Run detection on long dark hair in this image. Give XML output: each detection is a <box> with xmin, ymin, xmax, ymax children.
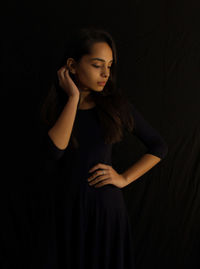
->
<box><xmin>40</xmin><ymin>26</ymin><xmax>134</xmax><ymax>149</ymax></box>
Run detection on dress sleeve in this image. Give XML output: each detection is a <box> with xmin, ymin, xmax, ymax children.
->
<box><xmin>40</xmin><ymin>131</ymin><xmax>66</xmax><ymax>161</ymax></box>
<box><xmin>130</xmin><ymin>103</ymin><xmax>168</xmax><ymax>159</ymax></box>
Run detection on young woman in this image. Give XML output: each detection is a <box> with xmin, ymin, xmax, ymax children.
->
<box><xmin>40</xmin><ymin>26</ymin><xmax>168</xmax><ymax>269</ymax></box>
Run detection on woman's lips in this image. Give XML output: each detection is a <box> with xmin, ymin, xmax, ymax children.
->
<box><xmin>97</xmin><ymin>82</ymin><xmax>106</xmax><ymax>86</ymax></box>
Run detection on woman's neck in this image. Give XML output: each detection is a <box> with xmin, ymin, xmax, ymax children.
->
<box><xmin>78</xmin><ymin>91</ymin><xmax>96</xmax><ymax>109</ymax></box>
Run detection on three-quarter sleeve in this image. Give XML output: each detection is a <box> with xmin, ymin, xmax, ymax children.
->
<box><xmin>40</xmin><ymin>131</ymin><xmax>66</xmax><ymax>161</ymax></box>
<box><xmin>130</xmin><ymin>103</ymin><xmax>168</xmax><ymax>159</ymax></box>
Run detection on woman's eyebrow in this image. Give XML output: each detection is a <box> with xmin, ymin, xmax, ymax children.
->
<box><xmin>91</xmin><ymin>58</ymin><xmax>113</xmax><ymax>63</ymax></box>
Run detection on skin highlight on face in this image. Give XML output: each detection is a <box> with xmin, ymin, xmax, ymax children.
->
<box><xmin>66</xmin><ymin>42</ymin><xmax>113</xmax><ymax>108</ymax></box>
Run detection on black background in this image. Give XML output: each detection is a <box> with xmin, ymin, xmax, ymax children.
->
<box><xmin>1</xmin><ymin>0</ymin><xmax>200</xmax><ymax>268</ymax></box>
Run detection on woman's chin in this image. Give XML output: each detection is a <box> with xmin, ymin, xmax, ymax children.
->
<box><xmin>94</xmin><ymin>85</ymin><xmax>105</xmax><ymax>91</ymax></box>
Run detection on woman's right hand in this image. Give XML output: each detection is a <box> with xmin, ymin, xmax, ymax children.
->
<box><xmin>57</xmin><ymin>65</ymin><xmax>80</xmax><ymax>98</ymax></box>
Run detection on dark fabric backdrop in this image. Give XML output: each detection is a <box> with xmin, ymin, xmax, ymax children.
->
<box><xmin>1</xmin><ymin>0</ymin><xmax>200</xmax><ymax>268</ymax></box>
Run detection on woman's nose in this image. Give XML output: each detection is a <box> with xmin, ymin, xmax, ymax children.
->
<box><xmin>101</xmin><ymin>69</ymin><xmax>109</xmax><ymax>78</ymax></box>
<box><xmin>102</xmin><ymin>73</ymin><xmax>108</xmax><ymax>78</ymax></box>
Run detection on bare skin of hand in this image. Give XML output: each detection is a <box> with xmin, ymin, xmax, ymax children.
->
<box><xmin>87</xmin><ymin>163</ymin><xmax>128</xmax><ymax>189</ymax></box>
<box><xmin>57</xmin><ymin>65</ymin><xmax>80</xmax><ymax>97</ymax></box>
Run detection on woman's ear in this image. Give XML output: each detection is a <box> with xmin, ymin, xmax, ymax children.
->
<box><xmin>66</xmin><ymin>58</ymin><xmax>76</xmax><ymax>74</ymax></box>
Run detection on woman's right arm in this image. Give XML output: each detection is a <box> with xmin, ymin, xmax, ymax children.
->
<box><xmin>41</xmin><ymin>95</ymin><xmax>79</xmax><ymax>161</ymax></box>
<box><xmin>48</xmin><ymin>95</ymin><xmax>79</xmax><ymax>150</ymax></box>
<box><xmin>41</xmin><ymin>64</ymin><xmax>80</xmax><ymax>161</ymax></box>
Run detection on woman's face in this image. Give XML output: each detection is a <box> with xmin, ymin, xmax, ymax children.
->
<box><xmin>72</xmin><ymin>42</ymin><xmax>113</xmax><ymax>92</ymax></box>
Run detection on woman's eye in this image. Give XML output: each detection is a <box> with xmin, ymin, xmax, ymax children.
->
<box><xmin>93</xmin><ymin>65</ymin><xmax>112</xmax><ymax>69</ymax></box>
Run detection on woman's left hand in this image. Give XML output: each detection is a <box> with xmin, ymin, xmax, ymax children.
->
<box><xmin>87</xmin><ymin>163</ymin><xmax>128</xmax><ymax>189</ymax></box>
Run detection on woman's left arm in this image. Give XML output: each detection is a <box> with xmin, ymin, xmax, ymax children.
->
<box><xmin>121</xmin><ymin>153</ymin><xmax>161</xmax><ymax>185</ymax></box>
<box><xmin>121</xmin><ymin>103</ymin><xmax>168</xmax><ymax>185</ymax></box>
<box><xmin>88</xmin><ymin>103</ymin><xmax>168</xmax><ymax>189</ymax></box>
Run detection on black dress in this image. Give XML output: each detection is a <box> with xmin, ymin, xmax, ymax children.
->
<box><xmin>41</xmin><ymin>103</ymin><xmax>168</xmax><ymax>269</ymax></box>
